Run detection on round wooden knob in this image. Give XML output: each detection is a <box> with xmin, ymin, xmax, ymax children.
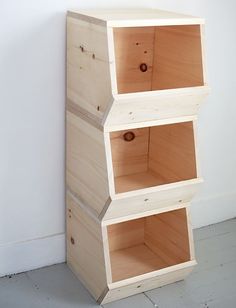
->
<box><xmin>70</xmin><ymin>237</ymin><xmax>75</xmax><ymax>245</ymax></box>
<box><xmin>123</xmin><ymin>131</ymin><xmax>135</xmax><ymax>142</ymax></box>
<box><xmin>140</xmin><ymin>63</ymin><xmax>148</xmax><ymax>72</ymax></box>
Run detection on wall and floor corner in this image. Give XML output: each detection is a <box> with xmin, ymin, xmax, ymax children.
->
<box><xmin>0</xmin><ymin>0</ymin><xmax>236</xmax><ymax>277</ymax></box>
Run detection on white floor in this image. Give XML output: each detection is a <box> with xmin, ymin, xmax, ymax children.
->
<box><xmin>0</xmin><ymin>218</ymin><xmax>236</xmax><ymax>308</ymax></box>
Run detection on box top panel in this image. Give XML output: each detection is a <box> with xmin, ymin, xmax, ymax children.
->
<box><xmin>68</xmin><ymin>9</ymin><xmax>204</xmax><ymax>27</ymax></box>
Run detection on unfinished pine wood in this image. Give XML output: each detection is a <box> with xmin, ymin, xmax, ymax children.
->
<box><xmin>107</xmin><ymin>208</ymin><xmax>191</xmax><ymax>282</ymax></box>
<box><xmin>66</xmin><ymin>9</ymin><xmax>208</xmax><ymax>304</ymax></box>
<box><xmin>113</xmin><ymin>27</ymin><xmax>155</xmax><ymax>93</ymax></box>
<box><xmin>66</xmin><ymin>193</ymin><xmax>108</xmax><ymax>300</ymax></box>
<box><xmin>104</xmin><ymin>87</ymin><xmax>210</xmax><ymax>130</ymax></box>
<box><xmin>113</xmin><ymin>25</ymin><xmax>204</xmax><ymax>94</ymax></box>
<box><xmin>152</xmin><ymin>25</ymin><xmax>204</xmax><ymax>90</ymax></box>
<box><xmin>103</xmin><ymin>179</ymin><xmax>202</xmax><ymax>221</ymax></box>
<box><xmin>109</xmin><ymin>244</ymin><xmax>167</xmax><ymax>282</ymax></box>
<box><xmin>144</xmin><ymin>210</ymin><xmax>190</xmax><ymax>266</ymax></box>
<box><xmin>108</xmin><ymin>218</ymin><xmax>144</xmax><ymax>252</ymax></box>
<box><xmin>114</xmin><ymin>171</ymin><xmax>165</xmax><ymax>193</ymax></box>
<box><xmin>100</xmin><ymin>261</ymin><xmax>196</xmax><ymax>304</ymax></box>
<box><xmin>67</xmin><ymin>10</ymin><xmax>209</xmax><ymax>130</ymax></box>
<box><xmin>110</xmin><ymin>128</ymin><xmax>149</xmax><ymax>177</ymax></box>
<box><xmin>110</xmin><ymin>122</ymin><xmax>197</xmax><ymax>194</ymax></box>
<box><xmin>149</xmin><ymin>121</ymin><xmax>197</xmax><ymax>184</ymax></box>
<box><xmin>66</xmin><ymin>111</ymin><xmax>110</xmax><ymax>216</ymax></box>
<box><xmin>67</xmin><ymin>16</ymin><xmax>112</xmax><ymax>125</ymax></box>
<box><xmin>68</xmin><ymin>9</ymin><xmax>204</xmax><ymax>28</ymax></box>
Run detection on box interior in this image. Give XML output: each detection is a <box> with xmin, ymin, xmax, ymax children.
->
<box><xmin>110</xmin><ymin>121</ymin><xmax>197</xmax><ymax>194</ymax></box>
<box><xmin>107</xmin><ymin>208</ymin><xmax>191</xmax><ymax>282</ymax></box>
<box><xmin>113</xmin><ymin>25</ymin><xmax>204</xmax><ymax>93</ymax></box>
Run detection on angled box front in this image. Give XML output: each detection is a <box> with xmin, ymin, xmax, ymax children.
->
<box><xmin>67</xmin><ymin>9</ymin><xmax>210</xmax><ymax>131</ymax></box>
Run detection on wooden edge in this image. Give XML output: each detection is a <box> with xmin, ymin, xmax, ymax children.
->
<box><xmin>200</xmin><ymin>24</ymin><xmax>208</xmax><ymax>85</ymax></box>
<box><xmin>67</xmin><ymin>188</ymin><xmax>102</xmax><ymax>223</ymax></box>
<box><xmin>67</xmin><ymin>99</ymin><xmax>104</xmax><ymax>131</ymax></box>
<box><xmin>186</xmin><ymin>207</ymin><xmax>195</xmax><ymax>260</ymax></box>
<box><xmin>110</xmin><ymin>177</ymin><xmax>203</xmax><ymax>200</ymax></box>
<box><xmin>107</xmin><ymin>19</ymin><xmax>205</xmax><ymax>28</ymax></box>
<box><xmin>67</xmin><ymin>10</ymin><xmax>107</xmax><ymax>26</ymax></box>
<box><xmin>97</xmin><ymin>286</ymin><xmax>110</xmax><ymax>304</ymax></box>
<box><xmin>102</xmin><ymin>202</ymin><xmax>190</xmax><ymax>226</ymax></box>
<box><xmin>106</xmin><ymin>27</ymin><xmax>118</xmax><ymax>95</ymax></box>
<box><xmin>103</xmin><ymin>132</ymin><xmax>116</xmax><ymax>196</ymax></box>
<box><xmin>112</xmin><ymin>85</ymin><xmax>210</xmax><ymax>101</ymax></box>
<box><xmin>67</xmin><ymin>10</ymin><xmax>204</xmax><ymax>28</ymax></box>
<box><xmin>104</xmin><ymin>115</ymin><xmax>198</xmax><ymax>133</ymax></box>
<box><xmin>101</xmin><ymin>225</ymin><xmax>113</xmax><ymax>284</ymax></box>
<box><xmin>192</xmin><ymin>119</ymin><xmax>202</xmax><ymax>178</ymax></box>
<box><xmin>98</xmin><ymin>197</ymin><xmax>112</xmax><ymax>221</ymax></box>
<box><xmin>101</xmin><ymin>27</ymin><xmax>117</xmax><ymax>128</ymax></box>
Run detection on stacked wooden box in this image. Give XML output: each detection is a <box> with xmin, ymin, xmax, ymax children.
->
<box><xmin>66</xmin><ymin>9</ymin><xmax>209</xmax><ymax>304</ymax></box>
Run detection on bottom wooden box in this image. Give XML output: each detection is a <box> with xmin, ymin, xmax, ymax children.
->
<box><xmin>66</xmin><ymin>192</ymin><xmax>196</xmax><ymax>304</ymax></box>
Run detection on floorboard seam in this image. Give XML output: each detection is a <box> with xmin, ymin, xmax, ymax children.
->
<box><xmin>143</xmin><ymin>292</ymin><xmax>159</xmax><ymax>307</ymax></box>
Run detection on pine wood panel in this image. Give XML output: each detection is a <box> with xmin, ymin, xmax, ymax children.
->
<box><xmin>110</xmin><ymin>128</ymin><xmax>149</xmax><ymax>178</ymax></box>
<box><xmin>66</xmin><ymin>193</ymin><xmax>108</xmax><ymax>300</ymax></box>
<box><xmin>68</xmin><ymin>9</ymin><xmax>204</xmax><ymax>28</ymax></box>
<box><xmin>107</xmin><ymin>208</ymin><xmax>191</xmax><ymax>283</ymax></box>
<box><xmin>66</xmin><ymin>112</ymin><xmax>110</xmax><ymax>216</ymax></box>
<box><xmin>113</xmin><ymin>27</ymin><xmax>155</xmax><ymax>93</ymax></box>
<box><xmin>104</xmin><ymin>87</ymin><xmax>210</xmax><ymax>130</ymax></box>
<box><xmin>152</xmin><ymin>25</ymin><xmax>204</xmax><ymax>90</ymax></box>
<box><xmin>107</xmin><ymin>218</ymin><xmax>144</xmax><ymax>252</ymax></box>
<box><xmin>103</xmin><ymin>180</ymin><xmax>202</xmax><ymax>221</ymax></box>
<box><xmin>109</xmin><ymin>244</ymin><xmax>167</xmax><ymax>282</ymax></box>
<box><xmin>149</xmin><ymin>121</ymin><xmax>197</xmax><ymax>184</ymax></box>
<box><xmin>100</xmin><ymin>262</ymin><xmax>196</xmax><ymax>304</ymax></box>
<box><xmin>67</xmin><ymin>16</ymin><xmax>112</xmax><ymax>124</ymax></box>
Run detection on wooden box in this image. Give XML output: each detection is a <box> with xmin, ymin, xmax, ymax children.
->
<box><xmin>67</xmin><ymin>114</ymin><xmax>202</xmax><ymax>220</ymax></box>
<box><xmin>66</xmin><ymin>8</ymin><xmax>209</xmax><ymax>304</ymax></box>
<box><xmin>67</xmin><ymin>9</ymin><xmax>210</xmax><ymax>130</ymax></box>
<box><xmin>67</xmin><ymin>193</ymin><xmax>196</xmax><ymax>304</ymax></box>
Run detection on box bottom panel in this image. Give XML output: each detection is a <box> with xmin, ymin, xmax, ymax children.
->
<box><xmin>110</xmin><ymin>244</ymin><xmax>168</xmax><ymax>282</ymax></box>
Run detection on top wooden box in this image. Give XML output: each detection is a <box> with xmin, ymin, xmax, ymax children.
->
<box><xmin>67</xmin><ymin>9</ymin><xmax>210</xmax><ymax>131</ymax></box>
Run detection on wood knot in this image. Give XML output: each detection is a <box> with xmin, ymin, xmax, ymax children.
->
<box><xmin>123</xmin><ymin>131</ymin><xmax>135</xmax><ymax>142</ymax></box>
<box><xmin>70</xmin><ymin>237</ymin><xmax>75</xmax><ymax>245</ymax></box>
<box><xmin>140</xmin><ymin>63</ymin><xmax>148</xmax><ymax>72</ymax></box>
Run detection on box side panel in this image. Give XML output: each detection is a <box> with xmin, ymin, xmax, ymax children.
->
<box><xmin>152</xmin><ymin>25</ymin><xmax>204</xmax><ymax>90</ymax></box>
<box><xmin>66</xmin><ymin>111</ymin><xmax>109</xmax><ymax>216</ymax></box>
<box><xmin>67</xmin><ymin>193</ymin><xmax>108</xmax><ymax>300</ymax></box>
<box><xmin>67</xmin><ymin>16</ymin><xmax>112</xmax><ymax>125</ymax></box>
<box><xmin>149</xmin><ymin>122</ymin><xmax>197</xmax><ymax>182</ymax></box>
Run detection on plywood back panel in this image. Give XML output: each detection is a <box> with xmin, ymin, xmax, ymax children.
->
<box><xmin>149</xmin><ymin>122</ymin><xmax>197</xmax><ymax>183</ymax></box>
<box><xmin>107</xmin><ymin>218</ymin><xmax>145</xmax><ymax>252</ymax></box>
<box><xmin>152</xmin><ymin>25</ymin><xmax>204</xmax><ymax>90</ymax></box>
<box><xmin>110</xmin><ymin>128</ymin><xmax>149</xmax><ymax>177</ymax></box>
<box><xmin>113</xmin><ymin>27</ymin><xmax>155</xmax><ymax>93</ymax></box>
<box><xmin>144</xmin><ymin>208</ymin><xmax>190</xmax><ymax>265</ymax></box>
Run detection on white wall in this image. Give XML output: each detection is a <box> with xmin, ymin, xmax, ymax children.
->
<box><xmin>0</xmin><ymin>0</ymin><xmax>236</xmax><ymax>276</ymax></box>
